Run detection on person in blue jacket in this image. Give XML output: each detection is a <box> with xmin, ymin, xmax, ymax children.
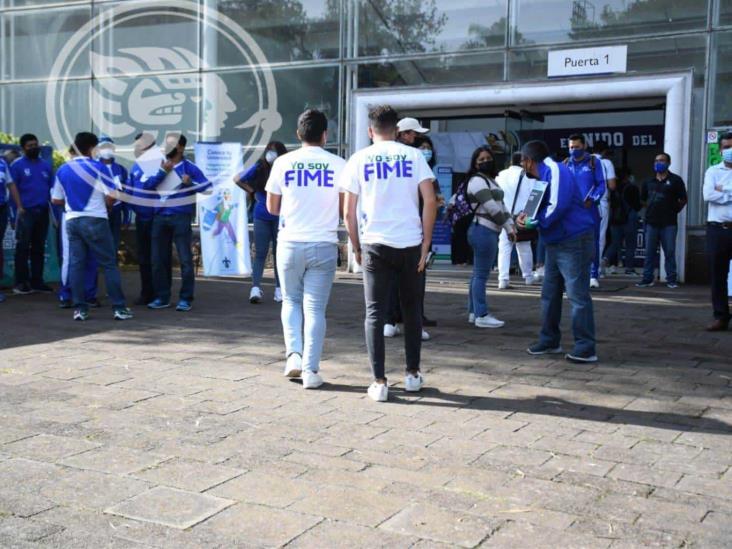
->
<box><xmin>234</xmin><ymin>141</ymin><xmax>287</xmax><ymax>304</ymax></box>
<box><xmin>517</xmin><ymin>140</ymin><xmax>598</xmax><ymax>364</ymax></box>
<box><xmin>143</xmin><ymin>133</ymin><xmax>212</xmax><ymax>312</ymax></box>
<box><xmin>97</xmin><ymin>136</ymin><xmax>130</xmax><ymax>260</ymax></box>
<box><xmin>7</xmin><ymin>133</ymin><xmax>54</xmax><ymax>295</ymax></box>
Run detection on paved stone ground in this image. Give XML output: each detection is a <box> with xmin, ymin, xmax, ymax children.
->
<box><xmin>0</xmin><ymin>268</ymin><xmax>731</xmax><ymax>548</ymax></box>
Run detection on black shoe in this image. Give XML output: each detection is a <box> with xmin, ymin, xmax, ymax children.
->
<box><xmin>87</xmin><ymin>298</ymin><xmax>101</xmax><ymax>308</ymax></box>
<box><xmin>12</xmin><ymin>282</ymin><xmax>33</xmax><ymax>295</ymax></box>
<box><xmin>422</xmin><ymin>317</ymin><xmax>437</xmax><ymax>327</ymax></box>
<box><xmin>30</xmin><ymin>283</ymin><xmax>53</xmax><ymax>293</ymax></box>
<box><xmin>566</xmin><ymin>352</ymin><xmax>598</xmax><ymax>364</ymax></box>
<box><xmin>58</xmin><ymin>299</ymin><xmax>72</xmax><ymax>309</ymax></box>
<box><xmin>635</xmin><ymin>280</ymin><xmax>654</xmax><ymax>288</ymax></box>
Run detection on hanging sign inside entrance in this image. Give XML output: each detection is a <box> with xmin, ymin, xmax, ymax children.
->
<box><xmin>547</xmin><ymin>45</ymin><xmax>627</xmax><ymax>78</ymax></box>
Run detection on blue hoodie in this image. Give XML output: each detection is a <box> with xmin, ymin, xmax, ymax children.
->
<box><xmin>536</xmin><ymin>157</ymin><xmax>596</xmax><ymax>244</ymax></box>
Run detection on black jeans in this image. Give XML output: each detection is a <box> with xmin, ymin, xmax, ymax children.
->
<box><xmin>152</xmin><ymin>213</ymin><xmax>194</xmax><ymax>303</ymax></box>
<box><xmin>707</xmin><ymin>224</ymin><xmax>732</xmax><ymax>321</ymax></box>
<box><xmin>14</xmin><ymin>206</ymin><xmax>49</xmax><ymax>287</ymax></box>
<box><xmin>135</xmin><ymin>216</ymin><xmax>155</xmax><ymax>303</ymax></box>
<box><xmin>363</xmin><ymin>244</ymin><xmax>422</xmax><ymax>380</ymax></box>
<box><xmin>386</xmin><ymin>269</ymin><xmax>428</xmax><ymax>325</ymax></box>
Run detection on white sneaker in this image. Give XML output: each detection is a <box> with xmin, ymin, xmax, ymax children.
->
<box><xmin>536</xmin><ymin>266</ymin><xmax>545</xmax><ymax>279</ymax></box>
<box><xmin>283</xmin><ymin>353</ymin><xmax>302</xmax><ymax>378</ymax></box>
<box><xmin>274</xmin><ymin>287</ymin><xmax>283</xmax><ymax>303</ymax></box>
<box><xmin>367</xmin><ymin>381</ymin><xmax>388</xmax><ymax>402</ymax></box>
<box><xmin>249</xmin><ymin>286</ymin><xmax>263</xmax><ymax>304</ymax></box>
<box><xmin>421</xmin><ymin>329</ymin><xmax>430</xmax><ymax>341</ymax></box>
<box><xmin>468</xmin><ymin>313</ymin><xmax>475</xmax><ymax>324</ymax></box>
<box><xmin>524</xmin><ymin>276</ymin><xmax>534</xmax><ymax>286</ymax></box>
<box><xmin>497</xmin><ymin>280</ymin><xmax>510</xmax><ymax>290</ymax></box>
<box><xmin>532</xmin><ymin>271</ymin><xmax>542</xmax><ymax>284</ymax></box>
<box><xmin>590</xmin><ymin>278</ymin><xmax>600</xmax><ymax>289</ymax></box>
<box><xmin>404</xmin><ymin>372</ymin><xmax>424</xmax><ymax>392</ymax></box>
<box><xmin>384</xmin><ymin>323</ymin><xmax>400</xmax><ymax>338</ymax></box>
<box><xmin>475</xmin><ymin>314</ymin><xmax>505</xmax><ymax>328</ymax></box>
<box><xmin>302</xmin><ymin>370</ymin><xmax>323</xmax><ymax>389</ymax></box>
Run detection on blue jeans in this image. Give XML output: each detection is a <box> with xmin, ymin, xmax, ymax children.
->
<box><xmin>539</xmin><ymin>230</ymin><xmax>596</xmax><ymax>357</ymax></box>
<box><xmin>606</xmin><ymin>210</ymin><xmax>638</xmax><ymax>269</ymax></box>
<box><xmin>59</xmin><ymin>214</ymin><xmax>97</xmax><ymax>302</ymax></box>
<box><xmin>66</xmin><ymin>217</ymin><xmax>126</xmax><ymax>310</ymax></box>
<box><xmin>14</xmin><ymin>206</ymin><xmax>49</xmax><ymax>287</ymax></box>
<box><xmin>0</xmin><ymin>204</ymin><xmax>7</xmax><ymax>280</ymax></box>
<box><xmin>642</xmin><ymin>224</ymin><xmax>677</xmax><ymax>284</ymax></box>
<box><xmin>277</xmin><ymin>241</ymin><xmax>337</xmax><ymax>373</ymax></box>
<box><xmin>152</xmin><ymin>213</ymin><xmax>194</xmax><ymax>303</ymax></box>
<box><xmin>467</xmin><ymin>223</ymin><xmax>499</xmax><ymax>318</ymax></box>
<box><xmin>253</xmin><ymin>217</ymin><xmax>280</xmax><ymax>288</ymax></box>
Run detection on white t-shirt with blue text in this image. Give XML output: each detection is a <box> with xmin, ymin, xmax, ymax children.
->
<box><xmin>339</xmin><ymin>140</ymin><xmax>435</xmax><ymax>249</ymax></box>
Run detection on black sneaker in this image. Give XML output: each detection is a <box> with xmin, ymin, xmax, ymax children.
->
<box><xmin>12</xmin><ymin>282</ymin><xmax>33</xmax><ymax>295</ymax></box>
<box><xmin>666</xmin><ymin>282</ymin><xmax>679</xmax><ymax>289</ymax></box>
<box><xmin>566</xmin><ymin>352</ymin><xmax>598</xmax><ymax>364</ymax></box>
<box><xmin>73</xmin><ymin>308</ymin><xmax>89</xmax><ymax>321</ymax></box>
<box><xmin>527</xmin><ymin>342</ymin><xmax>564</xmax><ymax>355</ymax></box>
<box><xmin>30</xmin><ymin>283</ymin><xmax>53</xmax><ymax>293</ymax></box>
<box><xmin>113</xmin><ymin>307</ymin><xmax>134</xmax><ymax>320</ymax></box>
<box><xmin>635</xmin><ymin>280</ymin><xmax>654</xmax><ymax>288</ymax></box>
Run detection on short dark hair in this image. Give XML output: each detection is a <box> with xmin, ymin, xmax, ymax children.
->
<box><xmin>20</xmin><ymin>133</ymin><xmax>38</xmax><ymax>148</ymax></box>
<box><xmin>511</xmin><ymin>151</ymin><xmax>523</xmax><ymax>166</ymax></box>
<box><xmin>719</xmin><ymin>131</ymin><xmax>732</xmax><ymax>144</ymax></box>
<box><xmin>568</xmin><ymin>134</ymin><xmax>585</xmax><ymax>145</ymax></box>
<box><xmin>368</xmin><ymin>105</ymin><xmax>399</xmax><ymax>134</ymax></box>
<box><xmin>658</xmin><ymin>151</ymin><xmax>671</xmax><ymax>163</ymax></box>
<box><xmin>521</xmin><ymin>140</ymin><xmax>549</xmax><ymax>163</ymax></box>
<box><xmin>178</xmin><ymin>134</ymin><xmax>187</xmax><ymax>148</ymax></box>
<box><xmin>594</xmin><ymin>140</ymin><xmax>610</xmax><ymax>153</ymax></box>
<box><xmin>74</xmin><ymin>132</ymin><xmax>99</xmax><ymax>155</ymax></box>
<box><xmin>297</xmin><ymin>109</ymin><xmax>328</xmax><ymax>143</ymax></box>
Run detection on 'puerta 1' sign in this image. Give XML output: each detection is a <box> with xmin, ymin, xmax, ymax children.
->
<box><xmin>547</xmin><ymin>45</ymin><xmax>628</xmax><ymax>78</ymax></box>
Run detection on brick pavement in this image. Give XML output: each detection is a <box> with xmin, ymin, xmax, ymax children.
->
<box><xmin>0</xmin><ymin>269</ymin><xmax>730</xmax><ymax>548</ymax></box>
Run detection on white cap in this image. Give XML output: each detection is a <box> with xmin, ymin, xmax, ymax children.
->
<box><xmin>397</xmin><ymin>117</ymin><xmax>429</xmax><ymax>134</ymax></box>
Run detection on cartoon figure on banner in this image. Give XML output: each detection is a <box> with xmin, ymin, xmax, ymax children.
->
<box><xmin>202</xmin><ymin>188</ymin><xmax>238</xmax><ymax>244</ymax></box>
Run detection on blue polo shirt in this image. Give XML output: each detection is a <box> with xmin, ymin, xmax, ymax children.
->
<box><xmin>127</xmin><ymin>163</ymin><xmax>162</xmax><ymax>221</ymax></box>
<box><xmin>0</xmin><ymin>158</ymin><xmax>9</xmax><ymax>205</ymax></box>
<box><xmin>566</xmin><ymin>153</ymin><xmax>605</xmax><ymax>222</ymax></box>
<box><xmin>238</xmin><ymin>162</ymin><xmax>278</xmax><ymax>222</ymax></box>
<box><xmin>102</xmin><ymin>160</ymin><xmax>129</xmax><ymax>213</ymax></box>
<box><xmin>151</xmin><ymin>159</ymin><xmax>211</xmax><ymax>216</ymax></box>
<box><xmin>9</xmin><ymin>156</ymin><xmax>53</xmax><ymax>208</ymax></box>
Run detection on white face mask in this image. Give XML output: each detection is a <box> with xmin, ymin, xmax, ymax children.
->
<box><xmin>265</xmin><ymin>151</ymin><xmax>278</xmax><ymax>164</ymax></box>
<box><xmin>98</xmin><ymin>148</ymin><xmax>115</xmax><ymax>160</ymax></box>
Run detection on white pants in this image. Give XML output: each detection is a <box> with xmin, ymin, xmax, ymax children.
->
<box><xmin>498</xmin><ymin>230</ymin><xmax>534</xmax><ymax>282</ymax></box>
<box><xmin>599</xmin><ymin>201</ymin><xmax>609</xmax><ymax>260</ymax></box>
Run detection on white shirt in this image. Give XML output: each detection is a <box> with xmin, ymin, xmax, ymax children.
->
<box><xmin>339</xmin><ymin>140</ymin><xmax>434</xmax><ymax>248</ymax></box>
<box><xmin>594</xmin><ymin>154</ymin><xmax>616</xmax><ymax>205</ymax></box>
<box><xmin>51</xmin><ymin>157</ymin><xmax>110</xmax><ymax>220</ymax></box>
<box><xmin>703</xmin><ymin>161</ymin><xmax>732</xmax><ymax>223</ymax></box>
<box><xmin>265</xmin><ymin>146</ymin><xmax>345</xmax><ymax>243</ymax></box>
<box><xmin>495</xmin><ymin>165</ymin><xmax>533</xmax><ymax>216</ymax></box>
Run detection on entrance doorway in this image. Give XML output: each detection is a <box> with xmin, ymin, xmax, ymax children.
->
<box><xmin>349</xmin><ymin>73</ymin><xmax>692</xmax><ymax>280</ymax></box>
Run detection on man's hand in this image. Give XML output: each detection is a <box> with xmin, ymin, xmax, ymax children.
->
<box><xmin>516</xmin><ymin>212</ymin><xmax>528</xmax><ymax>229</ymax></box>
<box><xmin>716</xmin><ymin>183</ymin><xmax>724</xmax><ymax>192</ymax></box>
<box><xmin>161</xmin><ymin>159</ymin><xmax>174</xmax><ymax>173</ymax></box>
<box><xmin>584</xmin><ymin>198</ymin><xmax>593</xmax><ymax>209</ymax></box>
<box><xmin>507</xmin><ymin>226</ymin><xmax>517</xmax><ymax>242</ymax></box>
<box><xmin>181</xmin><ymin>174</ymin><xmax>192</xmax><ymax>187</ymax></box>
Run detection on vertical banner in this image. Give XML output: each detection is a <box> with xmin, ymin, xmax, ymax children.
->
<box><xmin>194</xmin><ymin>142</ymin><xmax>251</xmax><ymax>277</ymax></box>
<box><xmin>432</xmin><ymin>164</ymin><xmax>453</xmax><ymax>259</ymax></box>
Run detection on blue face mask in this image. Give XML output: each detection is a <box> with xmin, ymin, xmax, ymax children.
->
<box><xmin>570</xmin><ymin>148</ymin><xmax>584</xmax><ymax>160</ymax></box>
<box><xmin>722</xmin><ymin>148</ymin><xmax>732</xmax><ymax>163</ymax></box>
<box><xmin>421</xmin><ymin>149</ymin><xmax>433</xmax><ymax>162</ymax></box>
<box><xmin>654</xmin><ymin>161</ymin><xmax>668</xmax><ymax>173</ymax></box>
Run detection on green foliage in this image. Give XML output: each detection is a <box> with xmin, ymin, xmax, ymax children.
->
<box><xmin>0</xmin><ymin>130</ymin><xmax>67</xmax><ymax>170</ymax></box>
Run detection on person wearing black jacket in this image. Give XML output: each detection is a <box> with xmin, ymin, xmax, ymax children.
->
<box><xmin>606</xmin><ymin>168</ymin><xmax>641</xmax><ymax>275</ymax></box>
<box><xmin>637</xmin><ymin>153</ymin><xmax>687</xmax><ymax>288</ymax></box>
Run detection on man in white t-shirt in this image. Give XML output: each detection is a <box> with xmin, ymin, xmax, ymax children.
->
<box><xmin>496</xmin><ymin>152</ymin><xmax>535</xmax><ymax>288</ymax></box>
<box><xmin>593</xmin><ymin>140</ymin><xmax>617</xmax><ymax>279</ymax></box>
<box><xmin>340</xmin><ymin>105</ymin><xmax>437</xmax><ymax>402</ymax></box>
<box><xmin>266</xmin><ymin>109</ymin><xmax>346</xmax><ymax>389</ymax></box>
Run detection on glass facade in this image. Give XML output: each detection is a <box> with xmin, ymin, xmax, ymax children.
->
<box><xmin>0</xmin><ymin>0</ymin><xmax>730</xmax><ymax>226</ymax></box>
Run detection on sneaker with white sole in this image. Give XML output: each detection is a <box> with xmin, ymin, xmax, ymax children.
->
<box><xmin>274</xmin><ymin>287</ymin><xmax>283</xmax><ymax>303</ymax></box>
<box><xmin>474</xmin><ymin>314</ymin><xmax>505</xmax><ymax>328</ymax></box>
<box><xmin>421</xmin><ymin>330</ymin><xmax>430</xmax><ymax>341</ymax></box>
<box><xmin>367</xmin><ymin>381</ymin><xmax>388</xmax><ymax>402</ymax></box>
<box><xmin>249</xmin><ymin>286</ymin><xmax>263</xmax><ymax>304</ymax></box>
<box><xmin>113</xmin><ymin>307</ymin><xmax>134</xmax><ymax>320</ymax></box>
<box><xmin>497</xmin><ymin>280</ymin><xmax>511</xmax><ymax>290</ymax></box>
<box><xmin>384</xmin><ymin>323</ymin><xmax>400</xmax><ymax>337</ymax></box>
<box><xmin>566</xmin><ymin>352</ymin><xmax>598</xmax><ymax>364</ymax></box>
<box><xmin>527</xmin><ymin>342</ymin><xmax>564</xmax><ymax>355</ymax></box>
<box><xmin>524</xmin><ymin>277</ymin><xmax>534</xmax><ymax>286</ymax></box>
<box><xmin>283</xmin><ymin>353</ymin><xmax>302</xmax><ymax>377</ymax></box>
<box><xmin>73</xmin><ymin>308</ymin><xmax>89</xmax><ymax>321</ymax></box>
<box><xmin>302</xmin><ymin>370</ymin><xmax>323</xmax><ymax>389</ymax></box>
<box><xmin>404</xmin><ymin>372</ymin><xmax>423</xmax><ymax>392</ymax></box>
<box><xmin>590</xmin><ymin>278</ymin><xmax>600</xmax><ymax>289</ymax></box>
<box><xmin>468</xmin><ymin>313</ymin><xmax>475</xmax><ymax>324</ymax></box>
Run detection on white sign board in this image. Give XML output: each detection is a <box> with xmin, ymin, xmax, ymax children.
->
<box><xmin>548</xmin><ymin>45</ymin><xmax>627</xmax><ymax>78</ymax></box>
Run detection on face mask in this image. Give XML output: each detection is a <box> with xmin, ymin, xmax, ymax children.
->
<box><xmin>26</xmin><ymin>147</ymin><xmax>40</xmax><ymax>160</ymax></box>
<box><xmin>722</xmin><ymin>148</ymin><xmax>732</xmax><ymax>163</ymax></box>
<box><xmin>477</xmin><ymin>160</ymin><xmax>495</xmax><ymax>176</ymax></box>
<box><xmin>265</xmin><ymin>151</ymin><xmax>278</xmax><ymax>164</ymax></box>
<box><xmin>654</xmin><ymin>161</ymin><xmax>668</xmax><ymax>173</ymax></box>
<box><xmin>570</xmin><ymin>148</ymin><xmax>584</xmax><ymax>160</ymax></box>
<box><xmin>421</xmin><ymin>149</ymin><xmax>433</xmax><ymax>162</ymax></box>
<box><xmin>98</xmin><ymin>149</ymin><xmax>114</xmax><ymax>160</ymax></box>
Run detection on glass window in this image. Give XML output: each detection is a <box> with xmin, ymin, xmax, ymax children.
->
<box><xmin>710</xmin><ymin>31</ymin><xmax>732</xmax><ymax>126</ymax></box>
<box><xmin>211</xmin><ymin>65</ymin><xmax>340</xmax><ymax>147</ymax></box>
<box><xmin>718</xmin><ymin>0</ymin><xmax>732</xmax><ymax>27</ymax></box>
<box><xmin>0</xmin><ymin>80</ymin><xmax>90</xmax><ymax>146</ymax></box>
<box><xmin>356</xmin><ymin>0</ymin><xmax>508</xmax><ymax>57</ymax></box>
<box><xmin>511</xmin><ymin>0</ymin><xmax>709</xmax><ymax>45</ymax></box>
<box><xmin>205</xmin><ymin>0</ymin><xmax>341</xmax><ymax>66</ymax></box>
<box><xmin>0</xmin><ymin>5</ymin><xmax>91</xmax><ymax>80</ymax></box>
<box><xmin>357</xmin><ymin>51</ymin><xmax>505</xmax><ymax>88</ymax></box>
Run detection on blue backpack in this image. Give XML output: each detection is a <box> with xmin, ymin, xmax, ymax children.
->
<box><xmin>447</xmin><ymin>176</ymin><xmax>481</xmax><ymax>228</ymax></box>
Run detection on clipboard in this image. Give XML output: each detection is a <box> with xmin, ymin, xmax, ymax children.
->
<box><xmin>522</xmin><ymin>180</ymin><xmax>548</xmax><ymax>219</ymax></box>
